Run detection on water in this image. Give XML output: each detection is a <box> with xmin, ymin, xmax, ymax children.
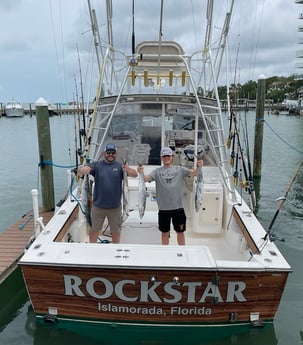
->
<box><xmin>0</xmin><ymin>115</ymin><xmax>76</xmax><ymax>233</ymax></box>
<box><xmin>0</xmin><ymin>113</ymin><xmax>303</xmax><ymax>344</ymax></box>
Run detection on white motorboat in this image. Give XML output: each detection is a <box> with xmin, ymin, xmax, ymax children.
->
<box><xmin>19</xmin><ymin>0</ymin><xmax>291</xmax><ymax>339</ymax></box>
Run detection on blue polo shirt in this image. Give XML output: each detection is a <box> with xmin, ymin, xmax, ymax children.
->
<box><xmin>90</xmin><ymin>160</ymin><xmax>123</xmax><ymax>208</ymax></box>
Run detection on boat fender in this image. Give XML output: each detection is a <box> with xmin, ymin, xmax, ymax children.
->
<box><xmin>97</xmin><ymin>237</ymin><xmax>111</xmax><ymax>244</ymax></box>
<box><xmin>24</xmin><ymin>235</ymin><xmax>36</xmax><ymax>251</ymax></box>
<box><xmin>43</xmin><ymin>314</ymin><xmax>58</xmax><ymax>324</ymax></box>
<box><xmin>251</xmin><ymin>319</ymin><xmax>264</xmax><ymax>328</ymax></box>
<box><xmin>229</xmin><ymin>312</ymin><xmax>237</xmax><ymax>322</ymax></box>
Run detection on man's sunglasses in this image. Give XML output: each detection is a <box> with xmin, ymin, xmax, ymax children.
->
<box><xmin>106</xmin><ymin>150</ymin><xmax>116</xmax><ymax>154</ymax></box>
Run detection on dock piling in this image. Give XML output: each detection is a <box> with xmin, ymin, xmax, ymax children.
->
<box><xmin>253</xmin><ymin>74</ymin><xmax>266</xmax><ymax>178</ymax></box>
<box><xmin>35</xmin><ymin>98</ymin><xmax>55</xmax><ymax>211</ymax></box>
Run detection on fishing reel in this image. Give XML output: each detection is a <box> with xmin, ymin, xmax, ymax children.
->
<box><xmin>72</xmin><ymin>167</ymin><xmax>78</xmax><ymax>175</ymax></box>
<box><xmin>233</xmin><ymin>170</ymin><xmax>239</xmax><ymax>186</ymax></box>
<box><xmin>239</xmin><ymin>179</ymin><xmax>248</xmax><ymax>189</ymax></box>
<box><xmin>184</xmin><ymin>144</ymin><xmax>203</xmax><ymax>162</ymax></box>
<box><xmin>226</xmin><ymin>132</ymin><xmax>234</xmax><ymax>149</ymax></box>
<box><xmin>128</xmin><ymin>55</ymin><xmax>140</xmax><ymax>66</ymax></box>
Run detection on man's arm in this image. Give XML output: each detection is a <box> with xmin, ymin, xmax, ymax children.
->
<box><xmin>77</xmin><ymin>165</ymin><xmax>91</xmax><ymax>176</ymax></box>
<box><xmin>137</xmin><ymin>165</ymin><xmax>152</xmax><ymax>182</ymax></box>
<box><xmin>123</xmin><ymin>164</ymin><xmax>138</xmax><ymax>177</ymax></box>
<box><xmin>188</xmin><ymin>159</ymin><xmax>203</xmax><ymax>177</ymax></box>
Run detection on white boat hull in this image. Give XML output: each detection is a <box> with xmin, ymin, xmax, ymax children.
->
<box><xmin>20</xmin><ymin>170</ymin><xmax>290</xmax><ymax>327</ymax></box>
<box><xmin>5</xmin><ymin>101</ymin><xmax>24</xmax><ymax>117</ymax></box>
<box><xmin>19</xmin><ymin>1</ymin><xmax>291</xmax><ymax>333</ymax></box>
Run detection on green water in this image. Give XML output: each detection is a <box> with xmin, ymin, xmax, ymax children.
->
<box><xmin>0</xmin><ymin>113</ymin><xmax>303</xmax><ymax>344</ymax></box>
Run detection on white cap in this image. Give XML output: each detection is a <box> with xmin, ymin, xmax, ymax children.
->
<box><xmin>160</xmin><ymin>147</ymin><xmax>173</xmax><ymax>156</ymax></box>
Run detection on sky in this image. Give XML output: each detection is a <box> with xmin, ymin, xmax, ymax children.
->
<box><xmin>0</xmin><ymin>0</ymin><xmax>300</xmax><ymax>105</ymax></box>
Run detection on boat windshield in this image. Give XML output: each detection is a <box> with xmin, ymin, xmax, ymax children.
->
<box><xmin>88</xmin><ymin>99</ymin><xmax>211</xmax><ymax>167</ymax></box>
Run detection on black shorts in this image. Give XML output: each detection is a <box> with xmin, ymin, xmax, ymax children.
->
<box><xmin>158</xmin><ymin>208</ymin><xmax>186</xmax><ymax>233</ymax></box>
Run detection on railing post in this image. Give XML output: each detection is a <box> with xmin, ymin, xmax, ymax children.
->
<box><xmin>31</xmin><ymin>189</ymin><xmax>41</xmax><ymax>237</ymax></box>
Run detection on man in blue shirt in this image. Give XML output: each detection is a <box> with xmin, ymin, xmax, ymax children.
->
<box><xmin>78</xmin><ymin>143</ymin><xmax>137</xmax><ymax>243</ymax></box>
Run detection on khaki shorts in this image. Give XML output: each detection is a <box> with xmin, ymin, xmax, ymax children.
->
<box><xmin>91</xmin><ymin>205</ymin><xmax>122</xmax><ymax>234</ymax></box>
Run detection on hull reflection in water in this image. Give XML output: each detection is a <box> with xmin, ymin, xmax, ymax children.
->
<box><xmin>25</xmin><ymin>303</ymin><xmax>278</xmax><ymax>345</ymax></box>
<box><xmin>0</xmin><ymin>268</ymin><xmax>28</xmax><ymax>331</ymax></box>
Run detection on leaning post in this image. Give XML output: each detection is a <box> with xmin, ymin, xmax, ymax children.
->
<box><xmin>253</xmin><ymin>74</ymin><xmax>266</xmax><ymax>178</ymax></box>
<box><xmin>35</xmin><ymin>97</ymin><xmax>55</xmax><ymax>211</ymax></box>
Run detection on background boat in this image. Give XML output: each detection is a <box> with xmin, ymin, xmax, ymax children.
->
<box><xmin>5</xmin><ymin>100</ymin><xmax>24</xmax><ymax>117</ymax></box>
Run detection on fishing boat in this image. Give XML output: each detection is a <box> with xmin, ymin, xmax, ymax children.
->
<box><xmin>5</xmin><ymin>100</ymin><xmax>24</xmax><ymax>117</ymax></box>
<box><xmin>19</xmin><ymin>0</ymin><xmax>291</xmax><ymax>337</ymax></box>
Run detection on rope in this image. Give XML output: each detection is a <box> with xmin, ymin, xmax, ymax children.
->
<box><xmin>36</xmin><ymin>161</ymin><xmax>89</xmax><ymax>216</ymax></box>
<box><xmin>35</xmin><ymin>160</ymin><xmax>77</xmax><ymax>199</ymax></box>
<box><xmin>38</xmin><ymin>160</ymin><xmax>76</xmax><ymax>169</ymax></box>
<box><xmin>256</xmin><ymin>118</ymin><xmax>303</xmax><ymax>156</ymax></box>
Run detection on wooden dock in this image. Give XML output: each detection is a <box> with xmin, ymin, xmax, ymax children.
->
<box><xmin>0</xmin><ymin>210</ymin><xmax>53</xmax><ymax>284</ymax></box>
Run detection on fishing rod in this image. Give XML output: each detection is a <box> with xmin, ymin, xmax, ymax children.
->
<box><xmin>228</xmin><ymin>45</ymin><xmax>239</xmax><ymax>167</ymax></box>
<box><xmin>231</xmin><ymin>111</ymin><xmax>255</xmax><ymax>209</ymax></box>
<box><xmin>73</xmin><ymin>74</ymin><xmax>83</xmax><ymax>161</ymax></box>
<box><xmin>227</xmin><ymin>34</ymin><xmax>240</xmax><ymax>151</ymax></box>
<box><xmin>77</xmin><ymin>44</ymin><xmax>87</xmax><ymax>145</ymax></box>
<box><xmin>229</xmin><ymin>120</ymin><xmax>236</xmax><ymax>168</ymax></box>
<box><xmin>264</xmin><ymin>159</ymin><xmax>303</xmax><ymax>240</ymax></box>
<box><xmin>233</xmin><ymin>149</ymin><xmax>239</xmax><ymax>186</ymax></box>
<box><xmin>87</xmin><ymin>0</ymin><xmax>101</xmax><ymax>72</ymax></box>
<box><xmin>72</xmin><ymin>95</ymin><xmax>79</xmax><ymax>171</ymax></box>
<box><xmin>156</xmin><ymin>0</ymin><xmax>164</xmax><ymax>85</ymax></box>
<box><xmin>132</xmin><ymin>0</ymin><xmax>135</xmax><ymax>56</ymax></box>
<box><xmin>243</xmin><ymin>110</ymin><xmax>256</xmax><ymax>209</ymax></box>
<box><xmin>226</xmin><ymin>113</ymin><xmax>233</xmax><ymax>150</ymax></box>
<box><xmin>227</xmin><ymin>111</ymin><xmax>241</xmax><ymax>187</ymax></box>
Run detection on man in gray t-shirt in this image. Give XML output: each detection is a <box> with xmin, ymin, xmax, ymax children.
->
<box><xmin>137</xmin><ymin>147</ymin><xmax>203</xmax><ymax>245</ymax></box>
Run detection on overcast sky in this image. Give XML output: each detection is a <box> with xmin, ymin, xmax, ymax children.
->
<box><xmin>0</xmin><ymin>0</ymin><xmax>300</xmax><ymax>104</ymax></box>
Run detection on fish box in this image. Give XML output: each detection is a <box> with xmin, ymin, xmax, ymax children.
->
<box><xmin>194</xmin><ymin>183</ymin><xmax>223</xmax><ymax>234</ymax></box>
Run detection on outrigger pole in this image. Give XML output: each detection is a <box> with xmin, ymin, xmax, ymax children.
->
<box><xmin>264</xmin><ymin>159</ymin><xmax>303</xmax><ymax>240</ymax></box>
<box><xmin>132</xmin><ymin>0</ymin><xmax>135</xmax><ymax>55</ymax></box>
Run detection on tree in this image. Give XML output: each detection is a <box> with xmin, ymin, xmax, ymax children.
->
<box><xmin>217</xmin><ymin>75</ymin><xmax>303</xmax><ymax>103</ymax></box>
<box><xmin>240</xmin><ymin>80</ymin><xmax>257</xmax><ymax>100</ymax></box>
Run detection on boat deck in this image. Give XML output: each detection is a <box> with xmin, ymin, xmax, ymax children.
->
<box><xmin>98</xmin><ymin>215</ymin><xmax>247</xmax><ymax>262</ymax></box>
<box><xmin>18</xmin><ymin>177</ymin><xmax>291</xmax><ymax>273</ymax></box>
<box><xmin>49</xmin><ymin>206</ymin><xmax>248</xmax><ymax>266</ymax></box>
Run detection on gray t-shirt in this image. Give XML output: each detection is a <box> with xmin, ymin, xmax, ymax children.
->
<box><xmin>149</xmin><ymin>165</ymin><xmax>191</xmax><ymax>210</ymax></box>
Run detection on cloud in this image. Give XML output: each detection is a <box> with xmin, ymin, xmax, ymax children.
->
<box><xmin>0</xmin><ymin>0</ymin><xmax>300</xmax><ymax>104</ymax></box>
<box><xmin>233</xmin><ymin>0</ymin><xmax>298</xmax><ymax>81</ymax></box>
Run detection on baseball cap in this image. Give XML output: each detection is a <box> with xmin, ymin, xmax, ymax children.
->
<box><xmin>104</xmin><ymin>143</ymin><xmax>116</xmax><ymax>152</ymax></box>
<box><xmin>160</xmin><ymin>147</ymin><xmax>173</xmax><ymax>156</ymax></box>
